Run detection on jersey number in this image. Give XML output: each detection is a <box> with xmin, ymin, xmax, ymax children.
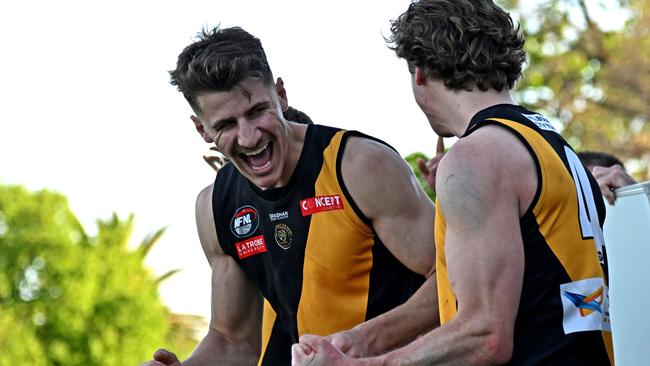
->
<box><xmin>565</xmin><ymin>147</ymin><xmax>607</xmax><ymax>272</ymax></box>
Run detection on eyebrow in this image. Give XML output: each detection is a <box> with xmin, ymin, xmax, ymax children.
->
<box><xmin>212</xmin><ymin>117</ymin><xmax>236</xmax><ymax>129</ymax></box>
<box><xmin>244</xmin><ymin>101</ymin><xmax>270</xmax><ymax>117</ymax></box>
<box><xmin>211</xmin><ymin>101</ymin><xmax>271</xmax><ymax>129</ymax></box>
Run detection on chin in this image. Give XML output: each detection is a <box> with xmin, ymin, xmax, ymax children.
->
<box><xmin>430</xmin><ymin>124</ymin><xmax>455</xmax><ymax>138</ymax></box>
<box><xmin>249</xmin><ymin>173</ymin><xmax>282</xmax><ymax>190</ymax></box>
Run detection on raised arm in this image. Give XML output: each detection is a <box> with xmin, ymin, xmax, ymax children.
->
<box><xmin>142</xmin><ymin>185</ymin><xmax>263</xmax><ymax>366</ymax></box>
<box><xmin>323</xmin><ymin>136</ymin><xmax>439</xmax><ymax>357</ymax></box>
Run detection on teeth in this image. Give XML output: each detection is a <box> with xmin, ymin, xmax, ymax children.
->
<box><xmin>244</xmin><ymin>142</ymin><xmax>268</xmax><ymax>156</ymax></box>
<box><xmin>252</xmin><ymin>160</ymin><xmax>272</xmax><ymax>171</ymax></box>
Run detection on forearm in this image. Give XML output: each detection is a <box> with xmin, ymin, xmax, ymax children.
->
<box><xmin>367</xmin><ymin>316</ymin><xmax>508</xmax><ymax>366</ymax></box>
<box><xmin>182</xmin><ymin>328</ymin><xmax>260</xmax><ymax>366</ymax></box>
<box><xmin>356</xmin><ymin>276</ymin><xmax>440</xmax><ymax>355</ymax></box>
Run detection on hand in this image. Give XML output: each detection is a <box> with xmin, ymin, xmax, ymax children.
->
<box><xmin>140</xmin><ymin>349</ymin><xmax>182</xmax><ymax>366</ymax></box>
<box><xmin>417</xmin><ymin>136</ymin><xmax>446</xmax><ymax>193</ymax></box>
<box><xmin>327</xmin><ymin>327</ymin><xmax>368</xmax><ymax>357</ymax></box>
<box><xmin>292</xmin><ymin>335</ymin><xmax>356</xmax><ymax>366</ymax></box>
<box><xmin>591</xmin><ymin>164</ymin><xmax>636</xmax><ymax>204</ymax></box>
<box><xmin>203</xmin><ymin>146</ymin><xmax>229</xmax><ymax>173</ymax></box>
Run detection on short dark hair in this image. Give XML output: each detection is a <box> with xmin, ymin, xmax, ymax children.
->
<box><xmin>577</xmin><ymin>151</ymin><xmax>625</xmax><ymax>169</ymax></box>
<box><xmin>388</xmin><ymin>0</ymin><xmax>527</xmax><ymax>92</ymax></box>
<box><xmin>169</xmin><ymin>26</ymin><xmax>274</xmax><ymax>112</ymax></box>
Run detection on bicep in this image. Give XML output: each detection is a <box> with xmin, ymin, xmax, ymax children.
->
<box><xmin>341</xmin><ymin>138</ymin><xmax>436</xmax><ymax>276</ymax></box>
<box><xmin>437</xmin><ymin>139</ymin><xmax>525</xmax><ymax>331</ymax></box>
<box><xmin>209</xmin><ymin>254</ymin><xmax>263</xmax><ymax>343</ymax></box>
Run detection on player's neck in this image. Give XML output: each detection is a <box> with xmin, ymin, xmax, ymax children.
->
<box><xmin>280</xmin><ymin>122</ymin><xmax>309</xmax><ymax>185</ymax></box>
<box><xmin>445</xmin><ymin>89</ymin><xmax>515</xmax><ymax>136</ymax></box>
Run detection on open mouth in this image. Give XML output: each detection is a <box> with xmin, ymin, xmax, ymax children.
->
<box><xmin>240</xmin><ymin>141</ymin><xmax>273</xmax><ymax>171</ymax></box>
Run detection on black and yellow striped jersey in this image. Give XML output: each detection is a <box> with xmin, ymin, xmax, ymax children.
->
<box><xmin>435</xmin><ymin>104</ymin><xmax>613</xmax><ymax>365</ymax></box>
<box><xmin>212</xmin><ymin>124</ymin><xmax>425</xmax><ymax>365</ymax></box>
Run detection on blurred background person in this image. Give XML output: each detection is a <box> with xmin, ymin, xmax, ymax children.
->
<box><xmin>578</xmin><ymin>150</ymin><xmax>637</xmax><ymax>204</ymax></box>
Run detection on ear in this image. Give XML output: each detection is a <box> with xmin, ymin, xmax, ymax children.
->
<box><xmin>275</xmin><ymin>77</ymin><xmax>289</xmax><ymax>112</ymax></box>
<box><xmin>414</xmin><ymin>67</ymin><xmax>427</xmax><ymax>86</ymax></box>
<box><xmin>190</xmin><ymin>115</ymin><xmax>213</xmax><ymax>143</ymax></box>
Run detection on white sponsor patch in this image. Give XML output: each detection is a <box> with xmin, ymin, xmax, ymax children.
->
<box><xmin>560</xmin><ymin>277</ymin><xmax>611</xmax><ymax>334</ymax></box>
<box><xmin>523</xmin><ymin>113</ymin><xmax>558</xmax><ymax>133</ymax></box>
<box><xmin>269</xmin><ymin>211</ymin><xmax>288</xmax><ymax>222</ymax></box>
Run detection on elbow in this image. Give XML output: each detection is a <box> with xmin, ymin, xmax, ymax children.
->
<box><xmin>424</xmin><ymin>264</ymin><xmax>436</xmax><ymax>279</ymax></box>
<box><xmin>476</xmin><ymin>329</ymin><xmax>513</xmax><ymax>365</ymax></box>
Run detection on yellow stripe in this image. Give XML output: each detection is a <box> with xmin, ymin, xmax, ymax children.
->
<box><xmin>297</xmin><ymin>131</ymin><xmax>375</xmax><ymax>335</ymax></box>
<box><xmin>258</xmin><ymin>299</ymin><xmax>276</xmax><ymax>366</ymax></box>
<box><xmin>602</xmin><ymin>331</ymin><xmax>615</xmax><ymax>364</ymax></box>
<box><xmin>434</xmin><ymin>198</ymin><xmax>456</xmax><ymax>323</ymax></box>
<box><xmin>490</xmin><ymin>119</ymin><xmax>602</xmax><ymax>281</ymax></box>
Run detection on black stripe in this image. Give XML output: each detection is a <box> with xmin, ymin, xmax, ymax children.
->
<box><xmin>260</xmin><ymin>315</ymin><xmax>292</xmax><ymax>366</ymax></box>
<box><xmin>508</xmin><ymin>211</ymin><xmax>610</xmax><ymax>365</ymax></box>
<box><xmin>366</xmin><ymin>232</ymin><xmax>425</xmax><ymax>320</ymax></box>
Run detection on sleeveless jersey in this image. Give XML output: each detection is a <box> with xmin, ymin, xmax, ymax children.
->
<box><xmin>212</xmin><ymin>124</ymin><xmax>425</xmax><ymax>365</ymax></box>
<box><xmin>434</xmin><ymin>104</ymin><xmax>613</xmax><ymax>365</ymax></box>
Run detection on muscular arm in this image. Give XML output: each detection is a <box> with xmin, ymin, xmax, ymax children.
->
<box><xmin>327</xmin><ymin>137</ymin><xmax>438</xmax><ymax>356</ymax></box>
<box><xmin>364</xmin><ymin>126</ymin><xmax>533</xmax><ymax>366</ymax></box>
<box><xmin>292</xmin><ymin>128</ymin><xmax>536</xmax><ymax>365</ymax></box>
<box><xmin>173</xmin><ymin>185</ymin><xmax>263</xmax><ymax>366</ymax></box>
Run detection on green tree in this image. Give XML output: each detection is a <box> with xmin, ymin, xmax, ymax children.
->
<box><xmin>503</xmin><ymin>0</ymin><xmax>650</xmax><ymax>179</ymax></box>
<box><xmin>408</xmin><ymin>1</ymin><xmax>649</xmax><ymax>180</ymax></box>
<box><xmin>0</xmin><ymin>309</ymin><xmax>46</xmax><ymax>366</ymax></box>
<box><xmin>404</xmin><ymin>152</ymin><xmax>436</xmax><ymax>202</ymax></box>
<box><xmin>0</xmin><ymin>184</ymin><xmax>199</xmax><ymax>365</ymax></box>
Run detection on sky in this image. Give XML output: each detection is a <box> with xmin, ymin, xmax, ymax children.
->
<box><xmin>0</xmin><ymin>0</ymin><xmax>628</xmax><ymax>327</ymax></box>
<box><xmin>0</xmin><ymin>0</ymin><xmax>439</xmax><ymax>322</ymax></box>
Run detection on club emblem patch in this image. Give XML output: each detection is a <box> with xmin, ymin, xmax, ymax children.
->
<box><xmin>230</xmin><ymin>205</ymin><xmax>259</xmax><ymax>238</ymax></box>
<box><xmin>274</xmin><ymin>224</ymin><xmax>293</xmax><ymax>250</ymax></box>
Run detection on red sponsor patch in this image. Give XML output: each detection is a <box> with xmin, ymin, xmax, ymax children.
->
<box><xmin>235</xmin><ymin>235</ymin><xmax>267</xmax><ymax>259</ymax></box>
<box><xmin>300</xmin><ymin>195</ymin><xmax>344</xmax><ymax>216</ymax></box>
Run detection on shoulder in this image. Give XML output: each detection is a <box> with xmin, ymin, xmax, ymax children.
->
<box><xmin>195</xmin><ymin>183</ymin><xmax>224</xmax><ymax>263</ymax></box>
<box><xmin>341</xmin><ymin>135</ymin><xmax>409</xmax><ymax>186</ymax></box>
<box><xmin>442</xmin><ymin>123</ymin><xmax>533</xmax><ymax>176</ymax></box>
<box><xmin>342</xmin><ymin>134</ymin><xmax>402</xmax><ymax>172</ymax></box>
<box><xmin>437</xmin><ymin>125</ymin><xmax>536</xmax><ymax>218</ymax></box>
<box><xmin>196</xmin><ymin>184</ymin><xmax>214</xmax><ymax>217</ymax></box>
<box><xmin>341</xmin><ymin>135</ymin><xmax>431</xmax><ymax>220</ymax></box>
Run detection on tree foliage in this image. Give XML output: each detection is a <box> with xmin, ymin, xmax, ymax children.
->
<box><xmin>404</xmin><ymin>0</ymin><xmax>649</xmax><ymax>196</ymax></box>
<box><xmin>0</xmin><ymin>184</ymin><xmax>199</xmax><ymax>365</ymax></box>
<box><xmin>505</xmin><ymin>0</ymin><xmax>650</xmax><ymax>179</ymax></box>
<box><xmin>404</xmin><ymin>152</ymin><xmax>436</xmax><ymax>202</ymax></box>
